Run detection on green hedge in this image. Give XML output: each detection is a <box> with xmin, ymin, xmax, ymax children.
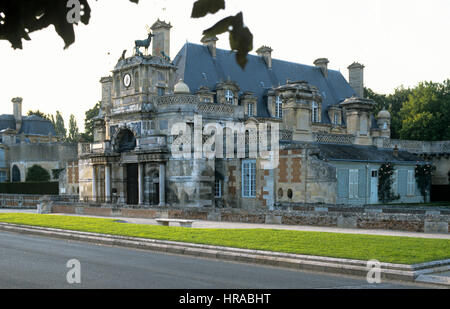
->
<box><xmin>0</xmin><ymin>182</ymin><xmax>59</xmax><ymax>195</ymax></box>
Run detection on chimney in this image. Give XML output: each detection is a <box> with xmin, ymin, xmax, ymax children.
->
<box><xmin>348</xmin><ymin>62</ymin><xmax>365</xmax><ymax>98</ymax></box>
<box><xmin>393</xmin><ymin>145</ymin><xmax>399</xmax><ymax>158</ymax></box>
<box><xmin>12</xmin><ymin>97</ymin><xmax>23</xmax><ymax>132</ymax></box>
<box><xmin>151</xmin><ymin>19</ymin><xmax>172</xmax><ymax>59</ymax></box>
<box><xmin>314</xmin><ymin>58</ymin><xmax>329</xmax><ymax>78</ymax></box>
<box><xmin>201</xmin><ymin>35</ymin><xmax>218</xmax><ymax>58</ymax></box>
<box><xmin>256</xmin><ymin>46</ymin><xmax>273</xmax><ymax>69</ymax></box>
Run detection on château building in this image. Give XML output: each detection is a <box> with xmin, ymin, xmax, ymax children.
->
<box><xmin>78</xmin><ymin>19</ymin><xmax>432</xmax><ymax>209</ymax></box>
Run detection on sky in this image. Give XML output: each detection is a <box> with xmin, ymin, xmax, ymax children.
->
<box><xmin>1</xmin><ymin>0</ymin><xmax>449</xmax><ymax>131</ymax></box>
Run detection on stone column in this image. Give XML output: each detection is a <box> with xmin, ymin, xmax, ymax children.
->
<box><xmin>138</xmin><ymin>163</ymin><xmax>145</xmax><ymax>205</ymax></box>
<box><xmin>105</xmin><ymin>164</ymin><xmax>111</xmax><ymax>203</ymax></box>
<box><xmin>92</xmin><ymin>165</ymin><xmax>97</xmax><ymax>202</ymax></box>
<box><xmin>159</xmin><ymin>163</ymin><xmax>166</xmax><ymax>206</ymax></box>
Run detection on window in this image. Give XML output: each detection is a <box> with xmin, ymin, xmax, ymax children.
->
<box><xmin>275</xmin><ymin>96</ymin><xmax>283</xmax><ymax>118</ymax></box>
<box><xmin>360</xmin><ymin>116</ymin><xmax>368</xmax><ymax>135</ymax></box>
<box><xmin>334</xmin><ymin>113</ymin><xmax>339</xmax><ymax>125</ymax></box>
<box><xmin>312</xmin><ymin>102</ymin><xmax>319</xmax><ymax>123</ymax></box>
<box><xmin>247</xmin><ymin>103</ymin><xmax>255</xmax><ymax>117</ymax></box>
<box><xmin>349</xmin><ymin>169</ymin><xmax>359</xmax><ymax>199</ymax></box>
<box><xmin>134</xmin><ymin>71</ymin><xmax>140</xmax><ymax>92</ymax></box>
<box><xmin>0</xmin><ymin>171</ymin><xmax>6</xmax><ymax>183</ymax></box>
<box><xmin>204</xmin><ymin>97</ymin><xmax>212</xmax><ymax>103</ymax></box>
<box><xmin>407</xmin><ymin>170</ymin><xmax>415</xmax><ymax>196</ymax></box>
<box><xmin>225</xmin><ymin>90</ymin><xmax>234</xmax><ymax>104</ymax></box>
<box><xmin>115</xmin><ymin>76</ymin><xmax>120</xmax><ymax>96</ymax></box>
<box><xmin>157</xmin><ymin>87</ymin><xmax>165</xmax><ymax>96</ymax></box>
<box><xmin>215</xmin><ymin>178</ymin><xmax>222</xmax><ymax>198</ymax></box>
<box><xmin>393</xmin><ymin>170</ymin><xmax>398</xmax><ymax>195</ymax></box>
<box><xmin>242</xmin><ymin>160</ymin><xmax>256</xmax><ymax>198</ymax></box>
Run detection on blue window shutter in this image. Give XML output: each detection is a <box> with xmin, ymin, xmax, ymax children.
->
<box><xmin>337</xmin><ymin>169</ymin><xmax>349</xmax><ymax>198</ymax></box>
<box><xmin>358</xmin><ymin>168</ymin><xmax>366</xmax><ymax>198</ymax></box>
<box><xmin>398</xmin><ymin>170</ymin><xmax>407</xmax><ymax>196</ymax></box>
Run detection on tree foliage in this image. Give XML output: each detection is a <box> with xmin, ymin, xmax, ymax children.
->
<box><xmin>80</xmin><ymin>101</ymin><xmax>100</xmax><ymax>142</ymax></box>
<box><xmin>365</xmin><ymin>86</ymin><xmax>413</xmax><ymax>139</ymax></box>
<box><xmin>378</xmin><ymin>163</ymin><xmax>400</xmax><ymax>204</ymax></box>
<box><xmin>26</xmin><ymin>165</ymin><xmax>51</xmax><ymax>182</ymax></box>
<box><xmin>415</xmin><ymin>164</ymin><xmax>435</xmax><ymax>203</ymax></box>
<box><xmin>399</xmin><ymin>80</ymin><xmax>450</xmax><ymax>141</ymax></box>
<box><xmin>27</xmin><ymin>110</ymin><xmax>50</xmax><ymax>120</ymax></box>
<box><xmin>51</xmin><ymin>111</ymin><xmax>67</xmax><ymax>140</ymax></box>
<box><xmin>1</xmin><ymin>0</ymin><xmax>253</xmax><ymax>68</ymax></box>
<box><xmin>365</xmin><ymin>79</ymin><xmax>450</xmax><ymax>141</ymax></box>
<box><xmin>67</xmin><ymin>114</ymin><xmax>80</xmax><ymax>143</ymax></box>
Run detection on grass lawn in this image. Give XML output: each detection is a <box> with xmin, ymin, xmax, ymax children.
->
<box><xmin>0</xmin><ymin>213</ymin><xmax>449</xmax><ymax>265</ymax></box>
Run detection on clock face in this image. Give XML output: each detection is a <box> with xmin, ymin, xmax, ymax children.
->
<box><xmin>123</xmin><ymin>74</ymin><xmax>131</xmax><ymax>88</ymax></box>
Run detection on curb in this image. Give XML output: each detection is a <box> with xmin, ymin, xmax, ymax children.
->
<box><xmin>0</xmin><ymin>222</ymin><xmax>449</xmax><ymax>287</ymax></box>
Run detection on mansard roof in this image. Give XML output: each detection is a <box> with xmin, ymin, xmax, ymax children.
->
<box><xmin>173</xmin><ymin>43</ymin><xmax>356</xmax><ymax>122</ymax></box>
<box><xmin>315</xmin><ymin>144</ymin><xmax>424</xmax><ymax>163</ymax></box>
<box><xmin>0</xmin><ymin>114</ymin><xmax>56</xmax><ymax>136</ymax></box>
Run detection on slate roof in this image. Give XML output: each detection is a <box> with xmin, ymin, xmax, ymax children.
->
<box><xmin>0</xmin><ymin>114</ymin><xmax>56</xmax><ymax>136</ymax></box>
<box><xmin>173</xmin><ymin>43</ymin><xmax>357</xmax><ymax>122</ymax></box>
<box><xmin>314</xmin><ymin>143</ymin><xmax>425</xmax><ymax>164</ymax></box>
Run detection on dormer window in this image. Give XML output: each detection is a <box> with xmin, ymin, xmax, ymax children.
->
<box><xmin>225</xmin><ymin>90</ymin><xmax>234</xmax><ymax>104</ymax></box>
<box><xmin>334</xmin><ymin>113</ymin><xmax>339</xmax><ymax>125</ymax></box>
<box><xmin>275</xmin><ymin>96</ymin><xmax>283</xmax><ymax>118</ymax></box>
<box><xmin>312</xmin><ymin>102</ymin><xmax>319</xmax><ymax>123</ymax></box>
<box><xmin>247</xmin><ymin>103</ymin><xmax>255</xmax><ymax>117</ymax></box>
<box><xmin>157</xmin><ymin>87</ymin><xmax>165</xmax><ymax>96</ymax></box>
<box><xmin>204</xmin><ymin>97</ymin><xmax>212</xmax><ymax>103</ymax></box>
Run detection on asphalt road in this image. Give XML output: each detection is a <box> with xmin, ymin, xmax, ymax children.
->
<box><xmin>0</xmin><ymin>231</ymin><xmax>422</xmax><ymax>289</ymax></box>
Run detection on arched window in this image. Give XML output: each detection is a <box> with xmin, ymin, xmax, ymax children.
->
<box><xmin>312</xmin><ymin>102</ymin><xmax>319</xmax><ymax>123</ymax></box>
<box><xmin>12</xmin><ymin>165</ymin><xmax>21</xmax><ymax>182</ymax></box>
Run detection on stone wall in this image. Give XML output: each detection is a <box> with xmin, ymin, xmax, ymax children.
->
<box><xmin>49</xmin><ymin>203</ymin><xmax>450</xmax><ymax>234</ymax></box>
<box><xmin>0</xmin><ymin>194</ymin><xmax>78</xmax><ymax>209</ymax></box>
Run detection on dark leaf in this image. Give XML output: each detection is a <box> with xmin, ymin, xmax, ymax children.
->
<box><xmin>203</xmin><ymin>12</ymin><xmax>253</xmax><ymax>69</ymax></box>
<box><xmin>191</xmin><ymin>0</ymin><xmax>225</xmax><ymax>18</ymax></box>
<box><xmin>0</xmin><ymin>0</ymin><xmax>137</xmax><ymax>49</ymax></box>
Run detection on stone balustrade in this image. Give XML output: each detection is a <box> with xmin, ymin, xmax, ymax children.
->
<box><xmin>313</xmin><ymin>132</ymin><xmax>355</xmax><ymax>145</ymax></box>
<box><xmin>374</xmin><ymin>138</ymin><xmax>450</xmax><ymax>154</ymax></box>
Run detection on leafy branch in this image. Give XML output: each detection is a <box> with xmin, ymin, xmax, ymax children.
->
<box><xmin>1</xmin><ymin>0</ymin><xmax>253</xmax><ymax>68</ymax></box>
<box><xmin>192</xmin><ymin>0</ymin><xmax>253</xmax><ymax>69</ymax></box>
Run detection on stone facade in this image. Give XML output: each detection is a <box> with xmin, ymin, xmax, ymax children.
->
<box><xmin>77</xmin><ymin>19</ymin><xmax>445</xmax><ymax>209</ymax></box>
<box><xmin>0</xmin><ymin>99</ymin><xmax>78</xmax><ymax>191</ymax></box>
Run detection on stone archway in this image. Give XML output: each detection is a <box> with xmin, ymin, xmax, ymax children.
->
<box><xmin>12</xmin><ymin>165</ymin><xmax>21</xmax><ymax>182</ymax></box>
<box><xmin>115</xmin><ymin>129</ymin><xmax>137</xmax><ymax>153</ymax></box>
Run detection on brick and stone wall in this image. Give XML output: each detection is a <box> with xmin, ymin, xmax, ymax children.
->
<box><xmin>49</xmin><ymin>203</ymin><xmax>450</xmax><ymax>234</ymax></box>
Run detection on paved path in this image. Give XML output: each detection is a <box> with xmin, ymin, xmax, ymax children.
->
<box><xmin>1</xmin><ymin>209</ymin><xmax>449</xmax><ymax>239</ymax></box>
<box><xmin>0</xmin><ymin>231</ymin><xmax>421</xmax><ymax>289</ymax></box>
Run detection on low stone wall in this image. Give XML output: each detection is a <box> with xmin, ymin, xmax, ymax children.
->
<box><xmin>50</xmin><ymin>203</ymin><xmax>450</xmax><ymax>234</ymax></box>
<box><xmin>0</xmin><ymin>194</ymin><xmax>78</xmax><ymax>209</ymax></box>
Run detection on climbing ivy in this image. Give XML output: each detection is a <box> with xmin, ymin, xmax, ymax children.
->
<box><xmin>378</xmin><ymin>162</ymin><xmax>400</xmax><ymax>204</ymax></box>
<box><xmin>415</xmin><ymin>164</ymin><xmax>435</xmax><ymax>203</ymax></box>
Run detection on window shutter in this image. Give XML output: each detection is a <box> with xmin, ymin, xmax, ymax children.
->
<box><xmin>337</xmin><ymin>169</ymin><xmax>349</xmax><ymax>198</ymax></box>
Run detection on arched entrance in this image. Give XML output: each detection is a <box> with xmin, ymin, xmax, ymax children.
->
<box><xmin>12</xmin><ymin>165</ymin><xmax>21</xmax><ymax>182</ymax></box>
<box><xmin>115</xmin><ymin>129</ymin><xmax>137</xmax><ymax>153</ymax></box>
